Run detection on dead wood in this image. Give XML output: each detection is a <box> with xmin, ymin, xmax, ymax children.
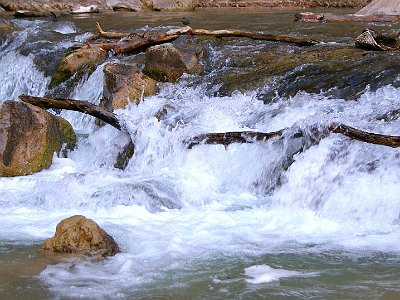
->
<box><xmin>294</xmin><ymin>12</ymin><xmax>400</xmax><ymax>23</ymax></box>
<box><xmin>189</xmin><ymin>28</ymin><xmax>318</xmax><ymax>46</ymax></box>
<box><xmin>88</xmin><ymin>23</ymin><xmax>318</xmax><ymax>48</ymax></box>
<box><xmin>19</xmin><ymin>95</ymin><xmax>400</xmax><ymax>151</ymax></box>
<box><xmin>186</xmin><ymin>123</ymin><xmax>400</xmax><ymax>149</ymax></box>
<box><xmin>97</xmin><ymin>34</ymin><xmax>181</xmax><ymax>54</ymax></box>
<box><xmin>19</xmin><ymin>95</ymin><xmax>122</xmax><ymax>130</ymax></box>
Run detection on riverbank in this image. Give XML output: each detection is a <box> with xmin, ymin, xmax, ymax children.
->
<box><xmin>0</xmin><ymin>0</ymin><xmax>372</xmax><ymax>13</ymax></box>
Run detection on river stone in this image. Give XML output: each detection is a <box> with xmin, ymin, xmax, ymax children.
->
<box><xmin>42</xmin><ymin>215</ymin><xmax>120</xmax><ymax>257</ymax></box>
<box><xmin>50</xmin><ymin>47</ymin><xmax>108</xmax><ymax>88</ymax></box>
<box><xmin>143</xmin><ymin>37</ymin><xmax>203</xmax><ymax>82</ymax></box>
<box><xmin>0</xmin><ymin>101</ymin><xmax>76</xmax><ymax>177</ymax></box>
<box><xmin>103</xmin><ymin>62</ymin><xmax>158</xmax><ymax>110</ymax></box>
<box><xmin>152</xmin><ymin>0</ymin><xmax>196</xmax><ymax>11</ymax></box>
<box><xmin>107</xmin><ymin>0</ymin><xmax>142</xmax><ymax>11</ymax></box>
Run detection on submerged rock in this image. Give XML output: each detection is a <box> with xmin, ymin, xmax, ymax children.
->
<box><xmin>0</xmin><ymin>101</ymin><xmax>76</xmax><ymax>177</ymax></box>
<box><xmin>50</xmin><ymin>47</ymin><xmax>108</xmax><ymax>88</ymax></box>
<box><xmin>42</xmin><ymin>215</ymin><xmax>120</xmax><ymax>257</ymax></box>
<box><xmin>143</xmin><ymin>36</ymin><xmax>203</xmax><ymax>82</ymax></box>
<box><xmin>102</xmin><ymin>62</ymin><xmax>158</xmax><ymax>110</ymax></box>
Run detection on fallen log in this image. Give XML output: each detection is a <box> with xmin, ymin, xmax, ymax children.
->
<box><xmin>89</xmin><ymin>23</ymin><xmax>318</xmax><ymax>47</ymax></box>
<box><xmin>186</xmin><ymin>123</ymin><xmax>400</xmax><ymax>149</ymax></box>
<box><xmin>294</xmin><ymin>12</ymin><xmax>400</xmax><ymax>23</ymax></box>
<box><xmin>19</xmin><ymin>95</ymin><xmax>400</xmax><ymax>150</ymax></box>
<box><xmin>19</xmin><ymin>95</ymin><xmax>122</xmax><ymax>130</ymax></box>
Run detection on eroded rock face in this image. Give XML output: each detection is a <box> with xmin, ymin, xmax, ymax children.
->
<box><xmin>0</xmin><ymin>101</ymin><xmax>76</xmax><ymax>177</ymax></box>
<box><xmin>144</xmin><ymin>36</ymin><xmax>203</xmax><ymax>82</ymax></box>
<box><xmin>50</xmin><ymin>47</ymin><xmax>108</xmax><ymax>88</ymax></box>
<box><xmin>42</xmin><ymin>215</ymin><xmax>120</xmax><ymax>257</ymax></box>
<box><xmin>103</xmin><ymin>62</ymin><xmax>158</xmax><ymax>110</ymax></box>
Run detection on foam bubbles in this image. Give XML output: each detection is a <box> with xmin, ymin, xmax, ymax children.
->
<box><xmin>244</xmin><ymin>264</ymin><xmax>301</xmax><ymax>284</ymax></box>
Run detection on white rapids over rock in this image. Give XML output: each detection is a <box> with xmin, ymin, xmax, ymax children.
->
<box><xmin>1</xmin><ymin>16</ymin><xmax>400</xmax><ymax>299</ymax></box>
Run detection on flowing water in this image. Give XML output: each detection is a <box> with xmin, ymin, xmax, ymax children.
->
<box><xmin>1</xmin><ymin>8</ymin><xmax>400</xmax><ymax>299</ymax></box>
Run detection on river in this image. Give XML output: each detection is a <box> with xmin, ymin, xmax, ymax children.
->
<box><xmin>1</xmin><ymin>8</ymin><xmax>400</xmax><ymax>299</ymax></box>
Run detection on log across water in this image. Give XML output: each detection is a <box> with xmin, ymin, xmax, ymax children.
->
<box><xmin>19</xmin><ymin>95</ymin><xmax>400</xmax><ymax>150</ymax></box>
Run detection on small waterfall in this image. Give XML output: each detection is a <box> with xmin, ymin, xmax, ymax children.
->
<box><xmin>1</xmin><ymin>12</ymin><xmax>400</xmax><ymax>300</ymax></box>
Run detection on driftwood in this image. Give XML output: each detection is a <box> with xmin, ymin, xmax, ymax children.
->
<box><xmin>355</xmin><ymin>29</ymin><xmax>400</xmax><ymax>51</ymax></box>
<box><xmin>19</xmin><ymin>95</ymin><xmax>122</xmax><ymax>130</ymax></box>
<box><xmin>87</xmin><ymin>23</ymin><xmax>318</xmax><ymax>49</ymax></box>
<box><xmin>18</xmin><ymin>95</ymin><xmax>400</xmax><ymax>151</ymax></box>
<box><xmin>294</xmin><ymin>12</ymin><xmax>400</xmax><ymax>23</ymax></box>
<box><xmin>186</xmin><ymin>123</ymin><xmax>400</xmax><ymax>149</ymax></box>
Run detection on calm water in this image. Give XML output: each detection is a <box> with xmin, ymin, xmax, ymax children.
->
<box><xmin>1</xmin><ymin>8</ymin><xmax>400</xmax><ymax>299</ymax></box>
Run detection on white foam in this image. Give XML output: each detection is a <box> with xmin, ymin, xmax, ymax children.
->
<box><xmin>244</xmin><ymin>264</ymin><xmax>301</xmax><ymax>284</ymax></box>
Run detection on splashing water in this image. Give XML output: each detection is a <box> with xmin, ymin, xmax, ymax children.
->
<box><xmin>1</xmin><ymin>13</ymin><xmax>400</xmax><ymax>299</ymax></box>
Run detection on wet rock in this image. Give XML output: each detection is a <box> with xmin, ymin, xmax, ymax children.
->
<box><xmin>0</xmin><ymin>101</ymin><xmax>76</xmax><ymax>177</ymax></box>
<box><xmin>355</xmin><ymin>28</ymin><xmax>400</xmax><ymax>51</ymax></box>
<box><xmin>152</xmin><ymin>0</ymin><xmax>196</xmax><ymax>11</ymax></box>
<box><xmin>50</xmin><ymin>47</ymin><xmax>108</xmax><ymax>88</ymax></box>
<box><xmin>212</xmin><ymin>45</ymin><xmax>397</xmax><ymax>100</ymax></box>
<box><xmin>102</xmin><ymin>62</ymin><xmax>158</xmax><ymax>110</ymax></box>
<box><xmin>114</xmin><ymin>140</ymin><xmax>135</xmax><ymax>169</ymax></box>
<box><xmin>0</xmin><ymin>18</ymin><xmax>15</xmax><ymax>43</ymax></box>
<box><xmin>143</xmin><ymin>36</ymin><xmax>203</xmax><ymax>82</ymax></box>
<box><xmin>42</xmin><ymin>215</ymin><xmax>120</xmax><ymax>257</ymax></box>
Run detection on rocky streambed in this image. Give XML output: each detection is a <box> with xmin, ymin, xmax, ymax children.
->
<box><xmin>1</xmin><ymin>7</ymin><xmax>400</xmax><ymax>300</ymax></box>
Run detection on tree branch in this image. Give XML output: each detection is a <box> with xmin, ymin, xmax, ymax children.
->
<box><xmin>89</xmin><ymin>23</ymin><xmax>318</xmax><ymax>48</ymax></box>
<box><xmin>186</xmin><ymin>123</ymin><xmax>400</xmax><ymax>149</ymax></box>
<box><xmin>19</xmin><ymin>95</ymin><xmax>122</xmax><ymax>130</ymax></box>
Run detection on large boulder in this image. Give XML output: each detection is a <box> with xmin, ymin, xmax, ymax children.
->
<box><xmin>102</xmin><ymin>62</ymin><xmax>158</xmax><ymax>110</ymax></box>
<box><xmin>42</xmin><ymin>215</ymin><xmax>120</xmax><ymax>257</ymax></box>
<box><xmin>50</xmin><ymin>46</ymin><xmax>108</xmax><ymax>88</ymax></box>
<box><xmin>0</xmin><ymin>101</ymin><xmax>76</xmax><ymax>177</ymax></box>
<box><xmin>143</xmin><ymin>36</ymin><xmax>203</xmax><ymax>82</ymax></box>
<box><xmin>356</xmin><ymin>0</ymin><xmax>400</xmax><ymax>16</ymax></box>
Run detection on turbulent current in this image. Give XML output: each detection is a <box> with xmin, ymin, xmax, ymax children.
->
<box><xmin>1</xmin><ymin>9</ymin><xmax>400</xmax><ymax>299</ymax></box>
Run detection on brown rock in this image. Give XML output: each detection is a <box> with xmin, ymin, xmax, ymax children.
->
<box><xmin>50</xmin><ymin>47</ymin><xmax>108</xmax><ymax>88</ymax></box>
<box><xmin>356</xmin><ymin>0</ymin><xmax>400</xmax><ymax>16</ymax></box>
<box><xmin>152</xmin><ymin>0</ymin><xmax>196</xmax><ymax>11</ymax></box>
<box><xmin>0</xmin><ymin>101</ymin><xmax>76</xmax><ymax>177</ymax></box>
<box><xmin>103</xmin><ymin>62</ymin><xmax>158</xmax><ymax>110</ymax></box>
<box><xmin>42</xmin><ymin>215</ymin><xmax>120</xmax><ymax>257</ymax></box>
<box><xmin>0</xmin><ymin>18</ymin><xmax>15</xmax><ymax>43</ymax></box>
<box><xmin>143</xmin><ymin>36</ymin><xmax>203</xmax><ymax>82</ymax></box>
<box><xmin>107</xmin><ymin>0</ymin><xmax>142</xmax><ymax>11</ymax></box>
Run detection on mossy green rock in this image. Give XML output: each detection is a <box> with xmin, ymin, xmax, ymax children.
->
<box><xmin>50</xmin><ymin>47</ymin><xmax>108</xmax><ymax>88</ymax></box>
<box><xmin>103</xmin><ymin>62</ymin><xmax>158</xmax><ymax>110</ymax></box>
<box><xmin>0</xmin><ymin>101</ymin><xmax>76</xmax><ymax>177</ymax></box>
